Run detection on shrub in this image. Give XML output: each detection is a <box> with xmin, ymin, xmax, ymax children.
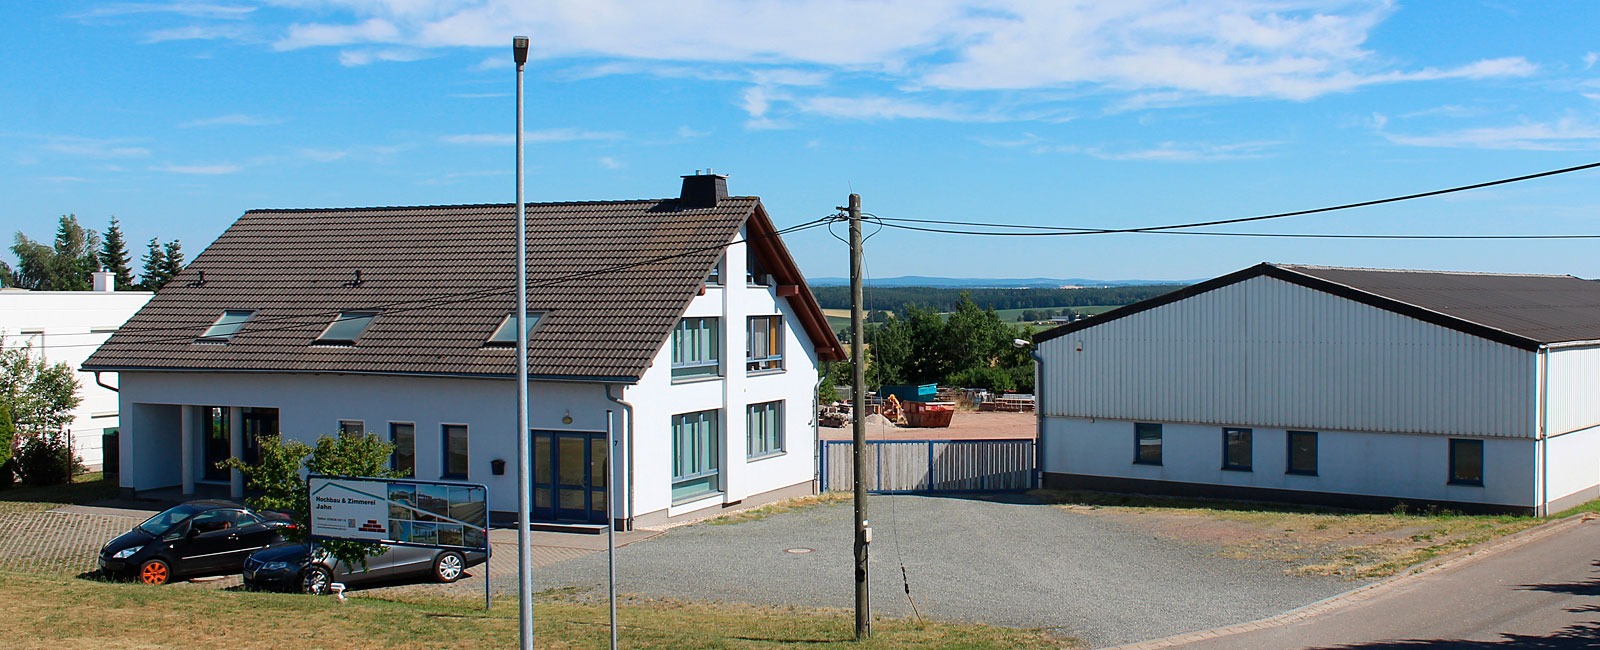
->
<box><xmin>16</xmin><ymin>432</ymin><xmax>82</xmax><ymax>486</ymax></box>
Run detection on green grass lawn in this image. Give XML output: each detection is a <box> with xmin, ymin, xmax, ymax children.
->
<box><xmin>0</xmin><ymin>475</ymin><xmax>1071</xmax><ymax>649</ymax></box>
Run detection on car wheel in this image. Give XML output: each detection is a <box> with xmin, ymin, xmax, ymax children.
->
<box><xmin>301</xmin><ymin>566</ymin><xmax>333</xmax><ymax>595</ymax></box>
<box><xmin>433</xmin><ymin>551</ymin><xmax>465</xmax><ymax>583</ymax></box>
<box><xmin>138</xmin><ymin>559</ymin><xmax>171</xmax><ymax>586</ymax></box>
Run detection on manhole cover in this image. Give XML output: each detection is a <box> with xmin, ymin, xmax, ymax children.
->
<box><xmin>784</xmin><ymin>547</ymin><xmax>814</xmax><ymax>554</ymax></box>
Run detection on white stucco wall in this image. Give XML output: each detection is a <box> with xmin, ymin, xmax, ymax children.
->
<box><xmin>1043</xmin><ymin>416</ymin><xmax>1537</xmax><ymax>508</ymax></box>
<box><xmin>0</xmin><ymin>289</ymin><xmax>153</xmax><ymax>468</ymax></box>
<box><xmin>623</xmin><ymin>233</ymin><xmax>822</xmax><ymax>520</ymax></box>
<box><xmin>117</xmin><ymin>371</ymin><xmax>615</xmax><ymax>514</ymax></box>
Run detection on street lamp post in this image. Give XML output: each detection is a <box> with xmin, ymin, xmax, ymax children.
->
<box><xmin>512</xmin><ymin>34</ymin><xmax>534</xmax><ymax>650</ymax></box>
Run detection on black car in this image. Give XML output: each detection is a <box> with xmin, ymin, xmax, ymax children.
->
<box><xmin>243</xmin><ymin>542</ymin><xmax>487</xmax><ymax>594</ymax></box>
<box><xmin>98</xmin><ymin>500</ymin><xmax>295</xmax><ymax>585</ymax></box>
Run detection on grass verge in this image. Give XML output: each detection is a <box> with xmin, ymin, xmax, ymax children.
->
<box><xmin>0</xmin><ymin>570</ymin><xmax>1071</xmax><ymax>650</ymax></box>
<box><xmin>1033</xmin><ymin>489</ymin><xmax>1547</xmax><ymax>579</ymax></box>
<box><xmin>704</xmin><ymin>492</ymin><xmax>852</xmax><ymax>526</ymax></box>
<box><xmin>0</xmin><ymin>472</ymin><xmax>118</xmax><ymax>515</ymax></box>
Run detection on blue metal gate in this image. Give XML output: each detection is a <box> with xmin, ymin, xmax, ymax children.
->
<box><xmin>819</xmin><ymin>439</ymin><xmax>1035</xmax><ymax>493</ymax></box>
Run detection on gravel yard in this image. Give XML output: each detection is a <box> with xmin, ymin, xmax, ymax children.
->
<box><xmin>526</xmin><ymin>493</ymin><xmax>1357</xmax><ymax>648</ymax></box>
<box><xmin>820</xmin><ymin>410</ymin><xmax>1036</xmax><ymax>440</ymax></box>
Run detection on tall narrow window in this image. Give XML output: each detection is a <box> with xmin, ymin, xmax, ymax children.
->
<box><xmin>746</xmin><ymin>246</ymin><xmax>769</xmax><ymax>285</ymax></box>
<box><xmin>1287</xmin><ymin>431</ymin><xmax>1318</xmax><ymax>476</ymax></box>
<box><xmin>486</xmin><ymin>312</ymin><xmax>543</xmax><ymax>346</ymax></box>
<box><xmin>747</xmin><ymin>316</ymin><xmax>783</xmax><ymax>372</ymax></box>
<box><xmin>390</xmin><ymin>423</ymin><xmax>415</xmax><ymax>477</ymax></box>
<box><xmin>339</xmin><ymin>420</ymin><xmax>364</xmax><ymax>436</ymax></box>
<box><xmin>315</xmin><ymin>311</ymin><xmax>377</xmax><ymax>344</ymax></box>
<box><xmin>1222</xmin><ymin>427</ymin><xmax>1253</xmax><ymax>471</ymax></box>
<box><xmin>747</xmin><ymin>401</ymin><xmax>784</xmax><ymax>459</ymax></box>
<box><xmin>705</xmin><ymin>255</ymin><xmax>722</xmax><ymax>286</ymax></box>
<box><xmin>672</xmin><ymin>410</ymin><xmax>721</xmax><ymax>502</ymax></box>
<box><xmin>443</xmin><ymin>425</ymin><xmax>469</xmax><ymax>479</ymax></box>
<box><xmin>1449</xmin><ymin>439</ymin><xmax>1484</xmax><ymax>486</ymax></box>
<box><xmin>1134</xmin><ymin>423</ymin><xmax>1162</xmax><ymax>465</ymax></box>
<box><xmin>671</xmin><ymin>317</ymin><xmax>721</xmax><ymax>379</ymax></box>
<box><xmin>198</xmin><ymin>310</ymin><xmax>254</xmax><ymax>342</ymax></box>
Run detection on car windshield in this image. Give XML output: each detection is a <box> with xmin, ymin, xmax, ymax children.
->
<box><xmin>136</xmin><ymin>504</ymin><xmax>206</xmax><ymax>536</ymax></box>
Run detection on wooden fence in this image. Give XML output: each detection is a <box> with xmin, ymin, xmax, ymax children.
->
<box><xmin>819</xmin><ymin>439</ymin><xmax>1036</xmax><ymax>493</ymax></box>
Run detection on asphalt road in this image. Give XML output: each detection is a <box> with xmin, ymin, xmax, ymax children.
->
<box><xmin>527</xmin><ymin>494</ymin><xmax>1353</xmax><ymax>647</ymax></box>
<box><xmin>1158</xmin><ymin>516</ymin><xmax>1600</xmax><ymax>650</ymax></box>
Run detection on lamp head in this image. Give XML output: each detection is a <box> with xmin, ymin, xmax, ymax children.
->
<box><xmin>1012</xmin><ymin>338</ymin><xmax>1031</xmax><ymax>349</ymax></box>
<box><xmin>512</xmin><ymin>36</ymin><xmax>529</xmax><ymax>65</ymax></box>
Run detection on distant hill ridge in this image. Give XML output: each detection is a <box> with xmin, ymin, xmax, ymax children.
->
<box><xmin>807</xmin><ymin>275</ymin><xmax>1194</xmax><ymax>288</ymax></box>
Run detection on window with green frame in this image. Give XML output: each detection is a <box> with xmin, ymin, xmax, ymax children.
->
<box><xmin>671</xmin><ymin>317</ymin><xmax>721</xmax><ymax>379</ymax></box>
<box><xmin>747</xmin><ymin>401</ymin><xmax>784</xmax><ymax>459</ymax></box>
<box><xmin>672</xmin><ymin>410</ymin><xmax>721</xmax><ymax>501</ymax></box>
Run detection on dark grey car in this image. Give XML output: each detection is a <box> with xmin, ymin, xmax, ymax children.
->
<box><xmin>242</xmin><ymin>542</ymin><xmax>487</xmax><ymax>594</ymax></box>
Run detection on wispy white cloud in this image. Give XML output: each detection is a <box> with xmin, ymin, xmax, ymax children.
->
<box><xmin>73</xmin><ymin>3</ymin><xmax>256</xmax><ymax>20</ymax></box>
<box><xmin>179</xmin><ymin>113</ymin><xmax>283</xmax><ymax>128</ymax></box>
<box><xmin>1383</xmin><ymin>118</ymin><xmax>1600</xmax><ymax>150</ymax></box>
<box><xmin>142</xmin><ymin>23</ymin><xmax>252</xmax><ymax>43</ymax></box>
<box><xmin>38</xmin><ymin>176</ymin><xmax>89</xmax><ymax>183</ymax></box>
<box><xmin>41</xmin><ymin>136</ymin><xmax>150</xmax><ymax>159</ymax></box>
<box><xmin>598</xmin><ymin>156</ymin><xmax>623</xmax><ymax>169</ymax></box>
<box><xmin>1585</xmin><ymin>52</ymin><xmax>1598</xmax><ymax>71</ymax></box>
<box><xmin>677</xmin><ymin>125</ymin><xmax>710</xmax><ymax>139</ymax></box>
<box><xmin>275</xmin><ymin>18</ymin><xmax>399</xmax><ymax>51</ymax></box>
<box><xmin>796</xmin><ymin>95</ymin><xmax>1003</xmax><ymax>122</ymax></box>
<box><xmin>338</xmin><ymin>48</ymin><xmax>431</xmax><ymax>66</ymax></box>
<box><xmin>1066</xmin><ymin>140</ymin><xmax>1285</xmax><ymax>162</ymax></box>
<box><xmin>440</xmin><ymin>128</ymin><xmax>625</xmax><ymax>145</ymax></box>
<box><xmin>298</xmin><ymin>148</ymin><xmax>349</xmax><ymax>162</ymax></box>
<box><xmin>152</xmin><ymin>163</ymin><xmax>242</xmax><ymax>174</ymax></box>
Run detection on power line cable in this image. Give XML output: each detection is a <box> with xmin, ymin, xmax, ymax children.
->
<box><xmin>869</xmin><ymin>160</ymin><xmax>1600</xmax><ymax>236</ymax></box>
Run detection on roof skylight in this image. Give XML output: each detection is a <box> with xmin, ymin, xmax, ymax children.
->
<box><xmin>315</xmin><ymin>311</ymin><xmax>378</xmax><ymax>344</ymax></box>
<box><xmin>486</xmin><ymin>312</ymin><xmax>544</xmax><ymax>346</ymax></box>
<box><xmin>198</xmin><ymin>310</ymin><xmax>255</xmax><ymax>342</ymax></box>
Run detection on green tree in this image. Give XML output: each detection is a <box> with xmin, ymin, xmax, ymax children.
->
<box><xmin>159</xmin><ymin>239</ymin><xmax>184</xmax><ymax>281</ymax></box>
<box><xmin>0</xmin><ymin>261</ymin><xmax>13</xmax><ymax>288</ymax></box>
<box><xmin>0</xmin><ymin>336</ymin><xmax>81</xmax><ymax>441</ymax></box>
<box><xmin>100</xmin><ymin>216</ymin><xmax>135</xmax><ymax>290</ymax></box>
<box><xmin>9</xmin><ymin>215</ymin><xmax>101</xmax><ymax>291</ymax></box>
<box><xmin>138</xmin><ymin>238</ymin><xmax>171</xmax><ymax>290</ymax></box>
<box><xmin>0</xmin><ymin>401</ymin><xmax>15</xmax><ymax>487</ymax></box>
<box><xmin>221</xmin><ymin>430</ymin><xmax>399</xmax><ymax>568</ymax></box>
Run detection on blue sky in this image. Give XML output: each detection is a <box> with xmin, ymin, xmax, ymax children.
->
<box><xmin>2</xmin><ymin>1</ymin><xmax>1598</xmax><ymax>282</ymax></box>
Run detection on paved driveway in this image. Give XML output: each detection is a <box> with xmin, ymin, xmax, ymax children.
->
<box><xmin>526</xmin><ymin>494</ymin><xmax>1358</xmax><ymax>647</ymax></box>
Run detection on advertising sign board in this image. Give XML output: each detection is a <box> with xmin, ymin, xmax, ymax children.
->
<box><xmin>308</xmin><ymin>475</ymin><xmax>489</xmax><ymax>551</ymax></box>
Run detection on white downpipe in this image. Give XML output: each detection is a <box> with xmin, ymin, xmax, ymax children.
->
<box><xmin>605</xmin><ymin>384</ymin><xmax>635</xmax><ymax>530</ymax></box>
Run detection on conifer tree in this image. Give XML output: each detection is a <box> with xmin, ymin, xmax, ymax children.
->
<box><xmin>99</xmin><ymin>216</ymin><xmax>135</xmax><ymax>290</ymax></box>
<box><xmin>159</xmin><ymin>239</ymin><xmax>184</xmax><ymax>281</ymax></box>
<box><xmin>138</xmin><ymin>238</ymin><xmax>166</xmax><ymax>291</ymax></box>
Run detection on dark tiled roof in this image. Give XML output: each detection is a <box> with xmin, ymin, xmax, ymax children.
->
<box><xmin>1036</xmin><ymin>262</ymin><xmax>1600</xmax><ymax>350</ymax></box>
<box><xmin>84</xmin><ymin>197</ymin><xmax>843</xmax><ymax>379</ymax></box>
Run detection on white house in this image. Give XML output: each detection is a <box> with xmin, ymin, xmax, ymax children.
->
<box><xmin>1033</xmin><ymin>263</ymin><xmax>1600</xmax><ymax>515</ymax></box>
<box><xmin>83</xmin><ymin>174</ymin><xmax>845</xmax><ymax>528</ymax></box>
<box><xmin>1</xmin><ymin>276</ymin><xmax>153</xmax><ymax>470</ymax></box>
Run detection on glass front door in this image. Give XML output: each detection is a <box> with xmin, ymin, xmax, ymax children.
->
<box><xmin>532</xmin><ymin>430</ymin><xmax>607</xmax><ymax>524</ymax></box>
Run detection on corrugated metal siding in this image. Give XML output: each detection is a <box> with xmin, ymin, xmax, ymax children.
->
<box><xmin>1041</xmin><ymin>275</ymin><xmax>1535</xmax><ymax>438</ymax></box>
<box><xmin>1546</xmin><ymin>345</ymin><xmax>1600</xmax><ymax>435</ymax></box>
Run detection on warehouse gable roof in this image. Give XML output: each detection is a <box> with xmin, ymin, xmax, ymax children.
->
<box><xmin>1035</xmin><ymin>262</ymin><xmax>1600</xmax><ymax>350</ymax></box>
<box><xmin>83</xmin><ymin>194</ymin><xmax>843</xmax><ymax>380</ymax></box>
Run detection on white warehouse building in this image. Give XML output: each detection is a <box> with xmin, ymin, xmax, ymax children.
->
<box><xmin>1033</xmin><ymin>263</ymin><xmax>1600</xmax><ymax>515</ymax></box>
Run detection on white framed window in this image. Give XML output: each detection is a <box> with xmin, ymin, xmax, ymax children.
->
<box><xmin>672</xmin><ymin>317</ymin><xmax>721</xmax><ymax>379</ymax></box>
<box><xmin>315</xmin><ymin>311</ymin><xmax>378</xmax><ymax>344</ymax></box>
<box><xmin>198</xmin><ymin>310</ymin><xmax>255</xmax><ymax>342</ymax></box>
<box><xmin>672</xmin><ymin>410</ymin><xmax>721</xmax><ymax>502</ymax></box>
<box><xmin>746</xmin><ymin>315</ymin><xmax>783</xmax><ymax>372</ymax></box>
<box><xmin>746</xmin><ymin>401</ymin><xmax>784</xmax><ymax>459</ymax></box>
<box><xmin>486</xmin><ymin>312</ymin><xmax>544</xmax><ymax>346</ymax></box>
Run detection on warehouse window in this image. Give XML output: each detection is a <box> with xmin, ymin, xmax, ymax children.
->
<box><xmin>1134</xmin><ymin>423</ymin><xmax>1162</xmax><ymax>465</ymax></box>
<box><xmin>1222</xmin><ymin>428</ymin><xmax>1252</xmax><ymax>471</ymax></box>
<box><xmin>1449</xmin><ymin>439</ymin><xmax>1484</xmax><ymax>486</ymax></box>
<box><xmin>1287</xmin><ymin>431</ymin><xmax>1317</xmax><ymax>476</ymax></box>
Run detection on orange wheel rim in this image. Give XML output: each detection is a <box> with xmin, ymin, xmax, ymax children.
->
<box><xmin>140</xmin><ymin>563</ymin><xmax>167</xmax><ymax>584</ymax></box>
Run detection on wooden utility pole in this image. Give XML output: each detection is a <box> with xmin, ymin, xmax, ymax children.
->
<box><xmin>848</xmin><ymin>192</ymin><xmax>871</xmax><ymax>639</ymax></box>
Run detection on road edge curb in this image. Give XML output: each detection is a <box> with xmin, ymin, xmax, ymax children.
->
<box><xmin>1096</xmin><ymin>511</ymin><xmax>1595</xmax><ymax>650</ymax></box>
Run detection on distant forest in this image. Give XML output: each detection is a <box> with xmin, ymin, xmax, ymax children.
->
<box><xmin>809</xmin><ymin>284</ymin><xmax>1186</xmax><ymax>313</ymax></box>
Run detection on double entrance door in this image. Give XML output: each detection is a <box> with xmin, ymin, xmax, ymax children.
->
<box><xmin>201</xmin><ymin>407</ymin><xmax>277</xmax><ymax>482</ymax></box>
<box><xmin>532</xmin><ymin>430</ymin><xmax>608</xmax><ymax>524</ymax></box>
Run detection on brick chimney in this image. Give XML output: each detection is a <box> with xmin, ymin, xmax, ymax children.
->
<box><xmin>679</xmin><ymin>170</ymin><xmax>728</xmax><ymax>209</ymax></box>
